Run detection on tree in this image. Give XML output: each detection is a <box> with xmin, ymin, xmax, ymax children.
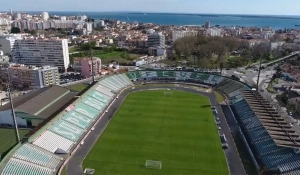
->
<box><xmin>30</xmin><ymin>30</ymin><xmax>38</xmax><ymax>35</ymax></box>
<box><xmin>270</xmin><ymin>33</ymin><xmax>282</xmax><ymax>42</ymax></box>
<box><xmin>24</xmin><ymin>29</ymin><xmax>30</xmax><ymax>33</ymax></box>
<box><xmin>80</xmin><ymin>41</ymin><xmax>96</xmax><ymax>51</ymax></box>
<box><xmin>285</xmin><ymin>37</ymin><xmax>292</xmax><ymax>43</ymax></box>
<box><xmin>11</xmin><ymin>27</ymin><xmax>21</xmax><ymax>34</ymax></box>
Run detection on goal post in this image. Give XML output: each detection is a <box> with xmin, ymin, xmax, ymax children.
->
<box><xmin>164</xmin><ymin>92</ymin><xmax>173</xmax><ymax>96</ymax></box>
<box><xmin>145</xmin><ymin>160</ymin><xmax>162</xmax><ymax>169</ymax></box>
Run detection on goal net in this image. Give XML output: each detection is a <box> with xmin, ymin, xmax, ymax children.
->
<box><xmin>164</xmin><ymin>92</ymin><xmax>173</xmax><ymax>96</ymax></box>
<box><xmin>145</xmin><ymin>160</ymin><xmax>162</xmax><ymax>169</ymax></box>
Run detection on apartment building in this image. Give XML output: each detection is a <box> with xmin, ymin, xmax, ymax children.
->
<box><xmin>0</xmin><ymin>64</ymin><xmax>60</xmax><ymax>89</ymax></box>
<box><xmin>147</xmin><ymin>32</ymin><xmax>165</xmax><ymax>48</ymax></box>
<box><xmin>12</xmin><ymin>37</ymin><xmax>70</xmax><ymax>71</ymax></box>
<box><xmin>74</xmin><ymin>57</ymin><xmax>101</xmax><ymax>78</ymax></box>
<box><xmin>172</xmin><ymin>30</ymin><xmax>198</xmax><ymax>42</ymax></box>
<box><xmin>0</xmin><ymin>34</ymin><xmax>23</xmax><ymax>55</ymax></box>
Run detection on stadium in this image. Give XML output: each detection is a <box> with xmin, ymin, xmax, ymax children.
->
<box><xmin>0</xmin><ymin>70</ymin><xmax>300</xmax><ymax>175</ymax></box>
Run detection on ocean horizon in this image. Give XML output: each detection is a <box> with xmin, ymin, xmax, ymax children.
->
<box><xmin>13</xmin><ymin>11</ymin><xmax>300</xmax><ymax>29</ymax></box>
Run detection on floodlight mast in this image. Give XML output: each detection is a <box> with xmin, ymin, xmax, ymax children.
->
<box><xmin>256</xmin><ymin>57</ymin><xmax>262</xmax><ymax>91</ymax></box>
<box><xmin>90</xmin><ymin>48</ymin><xmax>95</xmax><ymax>83</ymax></box>
<box><xmin>7</xmin><ymin>74</ymin><xmax>20</xmax><ymax>143</ymax></box>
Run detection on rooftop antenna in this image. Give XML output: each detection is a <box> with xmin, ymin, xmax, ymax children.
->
<box><xmin>7</xmin><ymin>73</ymin><xmax>20</xmax><ymax>143</ymax></box>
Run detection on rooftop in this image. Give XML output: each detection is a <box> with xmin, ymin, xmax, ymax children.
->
<box><xmin>240</xmin><ymin>90</ymin><xmax>300</xmax><ymax>149</ymax></box>
<box><xmin>0</xmin><ymin>85</ymin><xmax>76</xmax><ymax>119</ymax></box>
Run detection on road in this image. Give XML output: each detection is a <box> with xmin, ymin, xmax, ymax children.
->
<box><xmin>65</xmin><ymin>85</ymin><xmax>245</xmax><ymax>175</ymax></box>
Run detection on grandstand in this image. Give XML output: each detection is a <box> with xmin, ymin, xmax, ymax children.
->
<box><xmin>0</xmin><ymin>74</ymin><xmax>133</xmax><ymax>175</ymax></box>
<box><xmin>231</xmin><ymin>90</ymin><xmax>300</xmax><ymax>174</ymax></box>
<box><xmin>2</xmin><ymin>70</ymin><xmax>300</xmax><ymax>174</ymax></box>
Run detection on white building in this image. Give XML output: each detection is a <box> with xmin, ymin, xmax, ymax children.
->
<box><xmin>77</xmin><ymin>15</ymin><xmax>87</xmax><ymax>21</ymax></box>
<box><xmin>206</xmin><ymin>28</ymin><xmax>222</xmax><ymax>37</ymax></box>
<box><xmin>42</xmin><ymin>12</ymin><xmax>49</xmax><ymax>20</ymax></box>
<box><xmin>59</xmin><ymin>16</ymin><xmax>67</xmax><ymax>21</ymax></box>
<box><xmin>12</xmin><ymin>38</ymin><xmax>70</xmax><ymax>71</ymax></box>
<box><xmin>85</xmin><ymin>23</ymin><xmax>93</xmax><ymax>34</ymax></box>
<box><xmin>0</xmin><ymin>18</ymin><xmax>11</xmax><ymax>34</ymax></box>
<box><xmin>13</xmin><ymin>13</ymin><xmax>21</xmax><ymax>20</ymax></box>
<box><xmin>204</xmin><ymin>21</ymin><xmax>210</xmax><ymax>29</ymax></box>
<box><xmin>100</xmin><ymin>20</ymin><xmax>105</xmax><ymax>27</ymax></box>
<box><xmin>0</xmin><ymin>34</ymin><xmax>23</xmax><ymax>55</ymax></box>
<box><xmin>147</xmin><ymin>32</ymin><xmax>165</xmax><ymax>48</ymax></box>
<box><xmin>172</xmin><ymin>30</ymin><xmax>198</xmax><ymax>42</ymax></box>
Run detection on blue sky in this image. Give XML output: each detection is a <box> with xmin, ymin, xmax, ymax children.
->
<box><xmin>0</xmin><ymin>0</ymin><xmax>299</xmax><ymax>15</ymax></box>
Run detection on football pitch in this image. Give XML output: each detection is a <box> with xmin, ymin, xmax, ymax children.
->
<box><xmin>83</xmin><ymin>90</ymin><xmax>228</xmax><ymax>175</ymax></box>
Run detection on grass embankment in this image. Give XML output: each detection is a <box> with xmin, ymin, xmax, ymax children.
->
<box><xmin>68</xmin><ymin>83</ymin><xmax>89</xmax><ymax>92</ymax></box>
<box><xmin>267</xmin><ymin>79</ymin><xmax>278</xmax><ymax>94</ymax></box>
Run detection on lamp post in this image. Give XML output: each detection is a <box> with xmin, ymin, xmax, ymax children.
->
<box><xmin>256</xmin><ymin>57</ymin><xmax>263</xmax><ymax>91</ymax></box>
<box><xmin>90</xmin><ymin>48</ymin><xmax>95</xmax><ymax>83</ymax></box>
<box><xmin>6</xmin><ymin>83</ymin><xmax>20</xmax><ymax>143</ymax></box>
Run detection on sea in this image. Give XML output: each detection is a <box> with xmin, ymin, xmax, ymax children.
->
<box><xmin>30</xmin><ymin>11</ymin><xmax>300</xmax><ymax>30</ymax></box>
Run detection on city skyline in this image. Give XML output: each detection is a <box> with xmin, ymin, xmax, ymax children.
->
<box><xmin>1</xmin><ymin>0</ymin><xmax>300</xmax><ymax>16</ymax></box>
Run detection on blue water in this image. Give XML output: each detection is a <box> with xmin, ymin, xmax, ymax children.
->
<box><xmin>31</xmin><ymin>11</ymin><xmax>300</xmax><ymax>30</ymax></box>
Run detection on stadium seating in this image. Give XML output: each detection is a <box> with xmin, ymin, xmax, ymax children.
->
<box><xmin>140</xmin><ymin>71</ymin><xmax>157</xmax><ymax>79</ymax></box>
<box><xmin>33</xmin><ymin>131</ymin><xmax>74</xmax><ymax>153</ymax></box>
<box><xmin>240</xmin><ymin>117</ymin><xmax>262</xmax><ymax>130</ymax></box>
<box><xmin>254</xmin><ymin>138</ymin><xmax>287</xmax><ymax>156</ymax></box>
<box><xmin>231</xmin><ymin>89</ymin><xmax>300</xmax><ymax>173</ymax></box>
<box><xmin>114</xmin><ymin>74</ymin><xmax>129</xmax><ymax>86</ymax></box>
<box><xmin>61</xmin><ymin>111</ymin><xmax>92</xmax><ymax>129</ymax></box>
<box><xmin>282</xmin><ymin>170</ymin><xmax>300</xmax><ymax>175</ymax></box>
<box><xmin>278</xmin><ymin>160</ymin><xmax>300</xmax><ymax>173</ymax></box>
<box><xmin>262</xmin><ymin>150</ymin><xmax>300</xmax><ymax>170</ymax></box>
<box><xmin>94</xmin><ymin>85</ymin><xmax>115</xmax><ymax>98</ymax></box>
<box><xmin>247</xmin><ymin>127</ymin><xmax>271</xmax><ymax>142</ymax></box>
<box><xmin>217</xmin><ymin>79</ymin><xmax>245</xmax><ymax>94</ymax></box>
<box><xmin>117</xmin><ymin>74</ymin><xmax>133</xmax><ymax>86</ymax></box>
<box><xmin>48</xmin><ymin>120</ymin><xmax>84</xmax><ymax>142</ymax></box>
<box><xmin>126</xmin><ymin>71</ymin><xmax>142</xmax><ymax>80</ymax></box>
<box><xmin>82</xmin><ymin>95</ymin><xmax>107</xmax><ymax>111</ymax></box>
<box><xmin>1</xmin><ymin>158</ymin><xmax>53</xmax><ymax>175</ymax></box>
<box><xmin>99</xmin><ymin>79</ymin><xmax>119</xmax><ymax>92</ymax></box>
<box><xmin>10</xmin><ymin>71</ymin><xmax>298</xmax><ymax>174</ymax></box>
<box><xmin>190</xmin><ymin>72</ymin><xmax>210</xmax><ymax>82</ymax></box>
<box><xmin>12</xmin><ymin>144</ymin><xmax>62</xmax><ymax>169</ymax></box>
<box><xmin>228</xmin><ymin>90</ymin><xmax>241</xmax><ymax>98</ymax></box>
<box><xmin>106</xmin><ymin>77</ymin><xmax>124</xmax><ymax>90</ymax></box>
<box><xmin>175</xmin><ymin>71</ymin><xmax>192</xmax><ymax>80</ymax></box>
<box><xmin>88</xmin><ymin>90</ymin><xmax>111</xmax><ymax>103</ymax></box>
<box><xmin>208</xmin><ymin>75</ymin><xmax>224</xmax><ymax>85</ymax></box>
<box><xmin>157</xmin><ymin>71</ymin><xmax>175</xmax><ymax>78</ymax></box>
<box><xmin>73</xmin><ymin>103</ymin><xmax>101</xmax><ymax>120</ymax></box>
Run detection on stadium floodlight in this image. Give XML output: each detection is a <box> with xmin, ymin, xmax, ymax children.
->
<box><xmin>6</xmin><ymin>83</ymin><xmax>20</xmax><ymax>143</ymax></box>
<box><xmin>145</xmin><ymin>160</ymin><xmax>162</xmax><ymax>169</ymax></box>
<box><xmin>164</xmin><ymin>92</ymin><xmax>173</xmax><ymax>96</ymax></box>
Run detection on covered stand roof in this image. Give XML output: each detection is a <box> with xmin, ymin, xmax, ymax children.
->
<box><xmin>240</xmin><ymin>90</ymin><xmax>300</xmax><ymax>149</ymax></box>
<box><xmin>0</xmin><ymin>85</ymin><xmax>77</xmax><ymax>119</ymax></box>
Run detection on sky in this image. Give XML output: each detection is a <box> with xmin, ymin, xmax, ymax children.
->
<box><xmin>0</xmin><ymin>0</ymin><xmax>299</xmax><ymax>16</ymax></box>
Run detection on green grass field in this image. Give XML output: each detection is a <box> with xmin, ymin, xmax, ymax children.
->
<box><xmin>68</xmin><ymin>83</ymin><xmax>89</xmax><ymax>92</ymax></box>
<box><xmin>83</xmin><ymin>90</ymin><xmax>228</xmax><ymax>175</ymax></box>
<box><xmin>0</xmin><ymin>129</ymin><xmax>29</xmax><ymax>157</ymax></box>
